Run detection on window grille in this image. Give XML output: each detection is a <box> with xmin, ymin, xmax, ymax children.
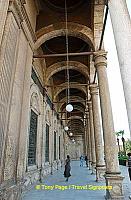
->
<box><xmin>28</xmin><ymin>110</ymin><xmax>38</xmax><ymax>166</ymax></box>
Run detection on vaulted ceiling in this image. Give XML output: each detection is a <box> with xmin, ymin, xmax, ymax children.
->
<box><xmin>36</xmin><ymin>0</ymin><xmax>94</xmax><ymax>140</ymax></box>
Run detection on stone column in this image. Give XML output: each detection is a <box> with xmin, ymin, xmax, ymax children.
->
<box><xmin>94</xmin><ymin>50</ymin><xmax>124</xmax><ymax>200</ymax></box>
<box><xmin>87</xmin><ymin>112</ymin><xmax>92</xmax><ymax>170</ymax></box>
<box><xmin>84</xmin><ymin>128</ymin><xmax>87</xmax><ymax>156</ymax></box>
<box><xmin>87</xmin><ymin>102</ymin><xmax>96</xmax><ymax>174</ymax></box>
<box><xmin>90</xmin><ymin>84</ymin><xmax>105</xmax><ymax>181</ymax></box>
<box><xmin>85</xmin><ymin>119</ymin><xmax>88</xmax><ymax>156</ymax></box>
<box><xmin>109</xmin><ymin>0</ymin><xmax>131</xmax><ymax>138</ymax></box>
<box><xmin>84</xmin><ymin>117</ymin><xmax>88</xmax><ymax>167</ymax></box>
<box><xmin>50</xmin><ymin>109</ymin><xmax>54</xmax><ymax>174</ymax></box>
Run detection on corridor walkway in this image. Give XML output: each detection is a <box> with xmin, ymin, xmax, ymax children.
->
<box><xmin>22</xmin><ymin>161</ymin><xmax>131</xmax><ymax>200</ymax></box>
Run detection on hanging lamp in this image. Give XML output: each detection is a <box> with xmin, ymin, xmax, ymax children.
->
<box><xmin>65</xmin><ymin>0</ymin><xmax>73</xmax><ymax>113</ymax></box>
<box><xmin>64</xmin><ymin>126</ymin><xmax>69</xmax><ymax>131</ymax></box>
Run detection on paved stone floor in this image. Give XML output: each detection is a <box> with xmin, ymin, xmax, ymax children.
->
<box><xmin>22</xmin><ymin>161</ymin><xmax>131</xmax><ymax>200</ymax></box>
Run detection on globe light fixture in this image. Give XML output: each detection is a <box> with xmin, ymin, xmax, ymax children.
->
<box><xmin>66</xmin><ymin>104</ymin><xmax>73</xmax><ymax>112</ymax></box>
<box><xmin>69</xmin><ymin>132</ymin><xmax>73</xmax><ymax>136</ymax></box>
<box><xmin>65</xmin><ymin>0</ymin><xmax>73</xmax><ymax>113</ymax></box>
<box><xmin>64</xmin><ymin>126</ymin><xmax>69</xmax><ymax>131</ymax></box>
<box><xmin>72</xmin><ymin>139</ymin><xmax>75</xmax><ymax>143</ymax></box>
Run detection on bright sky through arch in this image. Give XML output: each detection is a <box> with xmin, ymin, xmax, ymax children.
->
<box><xmin>104</xmin><ymin>0</ymin><xmax>131</xmax><ymax>139</ymax></box>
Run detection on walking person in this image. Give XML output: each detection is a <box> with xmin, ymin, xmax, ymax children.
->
<box><xmin>64</xmin><ymin>155</ymin><xmax>71</xmax><ymax>182</ymax></box>
<box><xmin>85</xmin><ymin>155</ymin><xmax>88</xmax><ymax>167</ymax></box>
<box><xmin>80</xmin><ymin>155</ymin><xmax>84</xmax><ymax>167</ymax></box>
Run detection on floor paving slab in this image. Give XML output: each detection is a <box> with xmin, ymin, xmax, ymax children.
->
<box><xmin>22</xmin><ymin>161</ymin><xmax>131</xmax><ymax>200</ymax></box>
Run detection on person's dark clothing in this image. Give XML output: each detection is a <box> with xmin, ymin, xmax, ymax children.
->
<box><xmin>64</xmin><ymin>158</ymin><xmax>71</xmax><ymax>178</ymax></box>
<box><xmin>128</xmin><ymin>156</ymin><xmax>131</xmax><ymax>181</ymax></box>
<box><xmin>80</xmin><ymin>155</ymin><xmax>84</xmax><ymax>167</ymax></box>
<box><xmin>85</xmin><ymin>156</ymin><xmax>88</xmax><ymax>167</ymax></box>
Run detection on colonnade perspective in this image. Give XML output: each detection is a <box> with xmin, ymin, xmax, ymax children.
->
<box><xmin>0</xmin><ymin>0</ymin><xmax>131</xmax><ymax>200</ymax></box>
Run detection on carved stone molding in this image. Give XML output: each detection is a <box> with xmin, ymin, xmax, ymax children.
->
<box><xmin>9</xmin><ymin>0</ymin><xmax>36</xmax><ymax>46</ymax></box>
<box><xmin>30</xmin><ymin>92</ymin><xmax>40</xmax><ymax>114</ymax></box>
<box><xmin>9</xmin><ymin>0</ymin><xmax>23</xmax><ymax>27</ymax></box>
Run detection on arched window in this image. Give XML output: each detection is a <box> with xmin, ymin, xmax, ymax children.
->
<box><xmin>54</xmin><ymin>132</ymin><xmax>56</xmax><ymax>160</ymax></box>
<box><xmin>45</xmin><ymin>124</ymin><xmax>49</xmax><ymax>162</ymax></box>
<box><xmin>28</xmin><ymin>109</ymin><xmax>38</xmax><ymax>166</ymax></box>
<box><xmin>28</xmin><ymin>90</ymin><xmax>40</xmax><ymax>166</ymax></box>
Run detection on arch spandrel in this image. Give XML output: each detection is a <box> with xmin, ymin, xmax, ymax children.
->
<box><xmin>45</xmin><ymin>61</ymin><xmax>89</xmax><ymax>84</ymax></box>
<box><xmin>68</xmin><ymin>116</ymin><xmax>84</xmax><ymax>121</ymax></box>
<box><xmin>54</xmin><ymin>83</ymin><xmax>87</xmax><ymax>101</ymax></box>
<box><xmin>34</xmin><ymin>22</ymin><xmax>94</xmax><ymax>50</ymax></box>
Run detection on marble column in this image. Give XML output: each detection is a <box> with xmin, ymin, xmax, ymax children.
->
<box><xmin>84</xmin><ymin>116</ymin><xmax>88</xmax><ymax>167</ymax></box>
<box><xmin>90</xmin><ymin>84</ymin><xmax>105</xmax><ymax>181</ymax></box>
<box><xmin>109</xmin><ymin>0</ymin><xmax>131</xmax><ymax>138</ymax></box>
<box><xmin>50</xmin><ymin>109</ymin><xmax>54</xmax><ymax>175</ymax></box>
<box><xmin>94</xmin><ymin>50</ymin><xmax>124</xmax><ymax>200</ymax></box>
<box><xmin>84</xmin><ymin>128</ymin><xmax>87</xmax><ymax>156</ymax></box>
<box><xmin>85</xmin><ymin>120</ymin><xmax>88</xmax><ymax>156</ymax></box>
<box><xmin>87</xmin><ymin>112</ymin><xmax>92</xmax><ymax>170</ymax></box>
<box><xmin>87</xmin><ymin>102</ymin><xmax>96</xmax><ymax>174</ymax></box>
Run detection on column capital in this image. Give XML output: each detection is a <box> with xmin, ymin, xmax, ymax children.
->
<box><xmin>93</xmin><ymin>50</ymin><xmax>107</xmax><ymax>69</ymax></box>
<box><xmin>89</xmin><ymin>83</ymin><xmax>99</xmax><ymax>95</ymax></box>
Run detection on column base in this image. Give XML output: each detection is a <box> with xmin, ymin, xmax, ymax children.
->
<box><xmin>0</xmin><ymin>180</ymin><xmax>22</xmax><ymax>200</ymax></box>
<box><xmin>91</xmin><ymin>162</ymin><xmax>96</xmax><ymax>175</ymax></box>
<box><xmin>96</xmin><ymin>165</ymin><xmax>106</xmax><ymax>181</ymax></box>
<box><xmin>105</xmin><ymin>173</ymin><xmax>124</xmax><ymax>200</ymax></box>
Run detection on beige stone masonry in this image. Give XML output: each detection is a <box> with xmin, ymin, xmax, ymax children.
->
<box><xmin>109</xmin><ymin>0</ymin><xmax>131</xmax><ymax>138</ymax></box>
<box><xmin>0</xmin><ymin>0</ymin><xmax>9</xmax><ymax>46</ymax></box>
<box><xmin>94</xmin><ymin>50</ymin><xmax>124</xmax><ymax>200</ymax></box>
<box><xmin>88</xmin><ymin>101</ymin><xmax>96</xmax><ymax>174</ymax></box>
<box><xmin>87</xmin><ymin>112</ymin><xmax>92</xmax><ymax>170</ymax></box>
<box><xmin>90</xmin><ymin>83</ymin><xmax>105</xmax><ymax>181</ymax></box>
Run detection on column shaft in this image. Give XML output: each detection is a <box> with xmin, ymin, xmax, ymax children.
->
<box><xmin>85</xmin><ymin>121</ymin><xmax>88</xmax><ymax>156</ymax></box>
<box><xmin>90</xmin><ymin>84</ymin><xmax>105</xmax><ymax>181</ymax></box>
<box><xmin>109</xmin><ymin>0</ymin><xmax>131</xmax><ymax>137</ymax></box>
<box><xmin>94</xmin><ymin>51</ymin><xmax>119</xmax><ymax>173</ymax></box>
<box><xmin>84</xmin><ymin>128</ymin><xmax>87</xmax><ymax>156</ymax></box>
<box><xmin>87</xmin><ymin>112</ymin><xmax>92</xmax><ymax>170</ymax></box>
<box><xmin>88</xmin><ymin>102</ymin><xmax>96</xmax><ymax>173</ymax></box>
<box><xmin>94</xmin><ymin>51</ymin><xmax>124</xmax><ymax>199</ymax></box>
<box><xmin>90</xmin><ymin>84</ymin><xmax>105</xmax><ymax>166</ymax></box>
